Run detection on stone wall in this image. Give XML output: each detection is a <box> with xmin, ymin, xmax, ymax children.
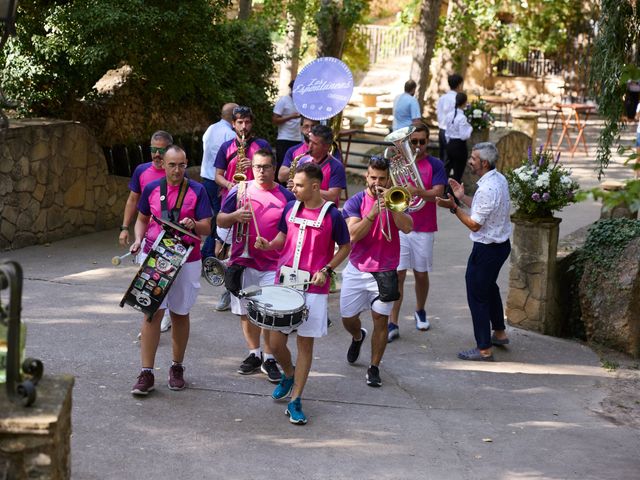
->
<box><xmin>0</xmin><ymin>119</ymin><xmax>130</xmax><ymax>250</ymax></box>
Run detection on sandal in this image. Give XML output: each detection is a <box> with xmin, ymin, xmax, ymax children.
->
<box><xmin>458</xmin><ymin>348</ymin><xmax>494</xmax><ymax>362</ymax></box>
<box><xmin>491</xmin><ymin>334</ymin><xmax>510</xmax><ymax>346</ymax></box>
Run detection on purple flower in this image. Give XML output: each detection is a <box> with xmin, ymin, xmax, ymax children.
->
<box><xmin>554</xmin><ymin>151</ymin><xmax>561</xmax><ymax>167</ymax></box>
<box><xmin>532</xmin><ymin>192</ymin><xmax>541</xmax><ymax>202</ymax></box>
<box><xmin>542</xmin><ymin>192</ymin><xmax>550</xmax><ymax>202</ymax></box>
<box><xmin>538</xmin><ymin>153</ymin><xmax>545</xmax><ymax>167</ymax></box>
<box><xmin>528</xmin><ymin>146</ymin><xmax>532</xmax><ymax>163</ymax></box>
<box><xmin>538</xmin><ymin>144</ymin><xmax>543</xmax><ymax>156</ymax></box>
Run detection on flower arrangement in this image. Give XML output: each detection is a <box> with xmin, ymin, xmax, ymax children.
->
<box><xmin>506</xmin><ymin>147</ymin><xmax>580</xmax><ymax>218</ymax></box>
<box><xmin>464</xmin><ymin>98</ymin><xmax>494</xmax><ymax>130</ymax></box>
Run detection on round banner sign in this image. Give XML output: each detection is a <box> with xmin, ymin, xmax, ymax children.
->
<box><xmin>292</xmin><ymin>57</ymin><xmax>353</xmax><ymax>121</ymax></box>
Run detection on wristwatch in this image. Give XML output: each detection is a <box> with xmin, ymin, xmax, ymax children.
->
<box><xmin>120</xmin><ymin>225</ymin><xmax>129</xmax><ymax>231</ymax></box>
<box><xmin>321</xmin><ymin>265</ymin><xmax>335</xmax><ymax>277</ymax></box>
<box><xmin>449</xmin><ymin>207</ymin><xmax>458</xmax><ymax>214</ymax></box>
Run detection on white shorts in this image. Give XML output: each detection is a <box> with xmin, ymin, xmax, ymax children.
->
<box><xmin>398</xmin><ymin>231</ymin><xmax>434</xmax><ymax>272</ymax></box>
<box><xmin>159</xmin><ymin>260</ymin><xmax>201</xmax><ymax>315</ymax></box>
<box><xmin>216</xmin><ymin>226</ymin><xmax>232</xmax><ymax>245</ymax></box>
<box><xmin>340</xmin><ymin>262</ymin><xmax>393</xmax><ymax>318</ymax></box>
<box><xmin>287</xmin><ymin>292</ymin><xmax>328</xmax><ymax>338</ymax></box>
<box><xmin>230</xmin><ymin>268</ymin><xmax>276</xmax><ymax>316</ymax></box>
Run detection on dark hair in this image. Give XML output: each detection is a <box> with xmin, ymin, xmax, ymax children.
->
<box><xmin>300</xmin><ymin>116</ymin><xmax>319</xmax><ymax>125</ymax></box>
<box><xmin>368</xmin><ymin>155</ymin><xmax>389</xmax><ymax>171</ymax></box>
<box><xmin>297</xmin><ymin>162</ymin><xmax>323</xmax><ymax>183</ymax></box>
<box><xmin>310</xmin><ymin>124</ymin><xmax>333</xmax><ymax>144</ymax></box>
<box><xmin>151</xmin><ymin>130</ymin><xmax>173</xmax><ymax>145</ymax></box>
<box><xmin>448</xmin><ymin>74</ymin><xmax>464</xmax><ymax>90</ymax></box>
<box><xmin>253</xmin><ymin>148</ymin><xmax>275</xmax><ymax>165</ymax></box>
<box><xmin>404</xmin><ymin>80</ymin><xmax>417</xmax><ymax>93</ymax></box>
<box><xmin>455</xmin><ymin>92</ymin><xmax>468</xmax><ymax>108</ymax></box>
<box><xmin>232</xmin><ymin>105</ymin><xmax>253</xmax><ymax>121</ymax></box>
<box><xmin>288</xmin><ymin>79</ymin><xmax>295</xmax><ymax>90</ymax></box>
<box><xmin>413</xmin><ymin>123</ymin><xmax>430</xmax><ymax>137</ymax></box>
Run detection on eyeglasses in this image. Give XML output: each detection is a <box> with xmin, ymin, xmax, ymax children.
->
<box><xmin>150</xmin><ymin>146</ymin><xmax>168</xmax><ymax>155</ymax></box>
<box><xmin>252</xmin><ymin>164</ymin><xmax>273</xmax><ymax>171</ymax></box>
<box><xmin>167</xmin><ymin>163</ymin><xmax>187</xmax><ymax>170</ymax></box>
<box><xmin>233</xmin><ymin>106</ymin><xmax>252</xmax><ymax>117</ymax></box>
<box><xmin>410</xmin><ymin>139</ymin><xmax>427</xmax><ymax>146</ymax></box>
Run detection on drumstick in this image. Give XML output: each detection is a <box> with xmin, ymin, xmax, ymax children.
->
<box><xmin>282</xmin><ymin>281</ymin><xmax>314</xmax><ymax>288</ymax></box>
<box><xmin>112</xmin><ymin>252</ymin><xmax>133</xmax><ymax>266</ymax></box>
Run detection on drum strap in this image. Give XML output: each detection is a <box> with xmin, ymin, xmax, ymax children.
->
<box><xmin>287</xmin><ymin>200</ymin><xmax>333</xmax><ymax>272</ymax></box>
<box><xmin>160</xmin><ymin>178</ymin><xmax>189</xmax><ymax>223</ymax></box>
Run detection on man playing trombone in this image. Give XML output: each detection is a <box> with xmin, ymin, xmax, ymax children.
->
<box><xmin>340</xmin><ymin>156</ymin><xmax>413</xmax><ymax>387</ymax></box>
<box><xmin>217</xmin><ymin>149</ymin><xmax>295</xmax><ymax>382</ymax></box>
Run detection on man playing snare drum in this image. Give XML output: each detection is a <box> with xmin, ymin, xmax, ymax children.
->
<box><xmin>255</xmin><ymin>163</ymin><xmax>351</xmax><ymax>425</ymax></box>
<box><xmin>217</xmin><ymin>149</ymin><xmax>295</xmax><ymax>383</ymax></box>
<box><xmin>129</xmin><ymin>145</ymin><xmax>212</xmax><ymax>396</ymax></box>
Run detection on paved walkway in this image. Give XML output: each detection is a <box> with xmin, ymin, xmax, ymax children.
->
<box><xmin>3</xmin><ymin>117</ymin><xmax>639</xmax><ymax>479</ymax></box>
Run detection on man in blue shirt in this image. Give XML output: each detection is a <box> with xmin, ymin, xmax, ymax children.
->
<box><xmin>392</xmin><ymin>80</ymin><xmax>422</xmax><ymax>131</ymax></box>
<box><xmin>200</xmin><ymin>102</ymin><xmax>237</xmax><ymax>259</ymax></box>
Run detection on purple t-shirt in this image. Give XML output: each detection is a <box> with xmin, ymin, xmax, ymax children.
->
<box><xmin>410</xmin><ymin>155</ymin><xmax>447</xmax><ymax>233</ymax></box>
<box><xmin>343</xmin><ymin>191</ymin><xmax>400</xmax><ymax>272</ymax></box>
<box><xmin>138</xmin><ymin>179</ymin><xmax>212</xmax><ymax>263</ymax></box>
<box><xmin>128</xmin><ymin>162</ymin><xmax>166</xmax><ymax>194</ymax></box>
<box><xmin>221</xmin><ymin>181</ymin><xmax>295</xmax><ymax>271</ymax></box>
<box><xmin>277</xmin><ymin>201</ymin><xmax>350</xmax><ymax>295</ymax></box>
<box><xmin>282</xmin><ymin>142</ymin><xmax>342</xmax><ymax>168</ymax></box>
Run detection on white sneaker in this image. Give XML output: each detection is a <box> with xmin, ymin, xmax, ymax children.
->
<box><xmin>160</xmin><ymin>311</ymin><xmax>172</xmax><ymax>333</ymax></box>
<box><xmin>414</xmin><ymin>310</ymin><xmax>430</xmax><ymax>331</ymax></box>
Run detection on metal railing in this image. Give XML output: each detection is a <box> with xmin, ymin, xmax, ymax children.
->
<box><xmin>496</xmin><ymin>50</ymin><xmax>563</xmax><ymax>78</ymax></box>
<box><xmin>356</xmin><ymin>25</ymin><xmax>416</xmax><ymax>65</ymax></box>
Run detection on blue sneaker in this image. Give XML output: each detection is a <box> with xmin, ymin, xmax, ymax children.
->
<box><xmin>272</xmin><ymin>373</ymin><xmax>294</xmax><ymax>400</ymax></box>
<box><xmin>415</xmin><ymin>310</ymin><xmax>430</xmax><ymax>331</ymax></box>
<box><xmin>286</xmin><ymin>398</ymin><xmax>307</xmax><ymax>425</ymax></box>
<box><xmin>387</xmin><ymin>323</ymin><xmax>399</xmax><ymax>343</ymax></box>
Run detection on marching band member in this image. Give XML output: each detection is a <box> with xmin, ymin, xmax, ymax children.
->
<box><xmin>130</xmin><ymin>145</ymin><xmax>212</xmax><ymax>396</ymax></box>
<box><xmin>388</xmin><ymin>125</ymin><xmax>447</xmax><ymax>341</ymax></box>
<box><xmin>213</xmin><ymin>105</ymin><xmax>272</xmax><ymax>312</ymax></box>
<box><xmin>217</xmin><ymin>149</ymin><xmax>295</xmax><ymax>382</ymax></box>
<box><xmin>340</xmin><ymin>156</ymin><xmax>413</xmax><ymax>387</ymax></box>
<box><xmin>255</xmin><ymin>163</ymin><xmax>351</xmax><ymax>425</ymax></box>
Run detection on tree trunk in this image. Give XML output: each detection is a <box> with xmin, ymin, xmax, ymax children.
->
<box><xmin>238</xmin><ymin>0</ymin><xmax>252</xmax><ymax>20</ymax></box>
<box><xmin>317</xmin><ymin>0</ymin><xmax>346</xmax><ymax>58</ymax></box>
<box><xmin>410</xmin><ymin>0</ymin><xmax>443</xmax><ymax>111</ymax></box>
<box><xmin>286</xmin><ymin>10</ymin><xmax>304</xmax><ymax>78</ymax></box>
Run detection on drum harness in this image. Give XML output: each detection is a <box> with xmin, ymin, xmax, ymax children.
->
<box><xmin>159</xmin><ymin>178</ymin><xmax>189</xmax><ymax>224</ymax></box>
<box><xmin>281</xmin><ymin>200</ymin><xmax>334</xmax><ymax>289</ymax></box>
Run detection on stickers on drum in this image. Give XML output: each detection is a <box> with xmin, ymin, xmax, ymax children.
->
<box><xmin>136</xmin><ymin>293</ymin><xmax>151</xmax><ymax>307</ymax></box>
<box><xmin>174</xmin><ymin>244</ymin><xmax>187</xmax><ymax>255</ymax></box>
<box><xmin>246</xmin><ymin>286</ymin><xmax>309</xmax><ymax>331</ymax></box>
<box><xmin>156</xmin><ymin>257</ymin><xmax>172</xmax><ymax>273</ymax></box>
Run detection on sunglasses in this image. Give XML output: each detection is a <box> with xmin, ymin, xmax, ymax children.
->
<box><xmin>410</xmin><ymin>139</ymin><xmax>427</xmax><ymax>146</ymax></box>
<box><xmin>150</xmin><ymin>146</ymin><xmax>168</xmax><ymax>155</ymax></box>
<box><xmin>368</xmin><ymin>156</ymin><xmax>389</xmax><ymax>169</ymax></box>
<box><xmin>233</xmin><ymin>106</ymin><xmax>252</xmax><ymax>116</ymax></box>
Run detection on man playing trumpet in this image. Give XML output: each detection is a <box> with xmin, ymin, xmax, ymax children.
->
<box><xmin>217</xmin><ymin>149</ymin><xmax>295</xmax><ymax>381</ymax></box>
<box><xmin>340</xmin><ymin>157</ymin><xmax>413</xmax><ymax>387</ymax></box>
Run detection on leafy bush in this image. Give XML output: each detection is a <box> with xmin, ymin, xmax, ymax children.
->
<box><xmin>464</xmin><ymin>98</ymin><xmax>494</xmax><ymax>131</ymax></box>
<box><xmin>1</xmin><ymin>0</ymin><xmax>277</xmax><ymax>138</ymax></box>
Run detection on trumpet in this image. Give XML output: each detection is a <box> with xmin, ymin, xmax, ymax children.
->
<box><xmin>235</xmin><ymin>187</ymin><xmax>260</xmax><ymax>260</ymax></box>
<box><xmin>233</xmin><ymin>132</ymin><xmax>248</xmax><ymax>183</ymax></box>
<box><xmin>383</xmin><ymin>126</ymin><xmax>426</xmax><ymax>212</ymax></box>
<box><xmin>374</xmin><ymin>185</ymin><xmax>411</xmax><ymax>242</ymax></box>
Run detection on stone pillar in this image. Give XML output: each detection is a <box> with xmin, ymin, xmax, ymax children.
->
<box><xmin>511</xmin><ymin>110</ymin><xmax>539</xmax><ymax>150</ymax></box>
<box><xmin>506</xmin><ymin>216</ymin><xmax>562</xmax><ymax>334</ymax></box>
<box><xmin>0</xmin><ymin>375</ymin><xmax>74</xmax><ymax>480</ymax></box>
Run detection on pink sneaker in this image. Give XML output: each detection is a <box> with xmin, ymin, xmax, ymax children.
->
<box><xmin>168</xmin><ymin>364</ymin><xmax>186</xmax><ymax>391</ymax></box>
<box><xmin>131</xmin><ymin>370</ymin><xmax>155</xmax><ymax>396</ymax></box>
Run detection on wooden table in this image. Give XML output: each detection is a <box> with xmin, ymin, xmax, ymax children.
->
<box><xmin>524</xmin><ymin>105</ymin><xmax>561</xmax><ymax>151</ymax></box>
<box><xmin>555</xmin><ymin>103</ymin><xmax>595</xmax><ymax>157</ymax></box>
<box><xmin>482</xmin><ymin>95</ymin><xmax>514</xmax><ymax>125</ymax></box>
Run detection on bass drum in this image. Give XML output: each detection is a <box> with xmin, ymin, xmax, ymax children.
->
<box><xmin>246</xmin><ymin>285</ymin><xmax>308</xmax><ymax>331</ymax></box>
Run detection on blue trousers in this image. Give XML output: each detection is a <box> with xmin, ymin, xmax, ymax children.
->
<box><xmin>465</xmin><ymin>240</ymin><xmax>511</xmax><ymax>350</ymax></box>
<box><xmin>201</xmin><ymin>178</ymin><xmax>220</xmax><ymax>258</ymax></box>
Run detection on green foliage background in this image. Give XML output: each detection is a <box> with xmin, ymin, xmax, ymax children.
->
<box><xmin>1</xmin><ymin>0</ymin><xmax>278</xmax><ymax>139</ymax></box>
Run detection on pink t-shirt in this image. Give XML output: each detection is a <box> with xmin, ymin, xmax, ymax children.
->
<box><xmin>277</xmin><ymin>201</ymin><xmax>350</xmax><ymax>294</ymax></box>
<box><xmin>138</xmin><ymin>179</ymin><xmax>212</xmax><ymax>263</ymax></box>
<box><xmin>408</xmin><ymin>155</ymin><xmax>447</xmax><ymax>233</ymax></box>
<box><xmin>128</xmin><ymin>162</ymin><xmax>166</xmax><ymax>194</ymax></box>
<box><xmin>214</xmin><ymin>137</ymin><xmax>272</xmax><ymax>200</ymax></box>
<box><xmin>343</xmin><ymin>191</ymin><xmax>400</xmax><ymax>272</ymax></box>
<box><xmin>221</xmin><ymin>181</ymin><xmax>295</xmax><ymax>271</ymax></box>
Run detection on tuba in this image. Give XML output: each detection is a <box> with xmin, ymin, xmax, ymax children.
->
<box><xmin>383</xmin><ymin>126</ymin><xmax>426</xmax><ymax>212</ymax></box>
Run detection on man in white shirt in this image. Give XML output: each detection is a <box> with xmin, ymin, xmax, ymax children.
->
<box><xmin>392</xmin><ymin>80</ymin><xmax>422</xmax><ymax>131</ymax></box>
<box><xmin>436</xmin><ymin>74</ymin><xmax>464</xmax><ymax>167</ymax></box>
<box><xmin>201</xmin><ymin>102</ymin><xmax>238</xmax><ymax>259</ymax></box>
<box><xmin>435</xmin><ymin>142</ymin><xmax>512</xmax><ymax>362</ymax></box>
<box><xmin>272</xmin><ymin>80</ymin><xmax>302</xmax><ymax>177</ymax></box>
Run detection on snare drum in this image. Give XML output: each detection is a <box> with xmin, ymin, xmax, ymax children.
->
<box><xmin>246</xmin><ymin>286</ymin><xmax>308</xmax><ymax>331</ymax></box>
